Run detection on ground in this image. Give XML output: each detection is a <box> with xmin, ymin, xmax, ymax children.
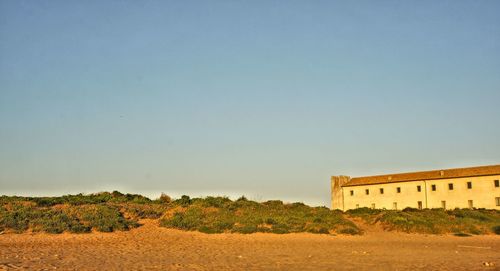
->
<box><xmin>0</xmin><ymin>220</ymin><xmax>498</xmax><ymax>271</ymax></box>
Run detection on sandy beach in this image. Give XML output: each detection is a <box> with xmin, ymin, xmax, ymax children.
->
<box><xmin>1</xmin><ymin>220</ymin><xmax>498</xmax><ymax>271</ymax></box>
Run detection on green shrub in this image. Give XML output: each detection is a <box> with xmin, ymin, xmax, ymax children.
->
<box><xmin>202</xmin><ymin>196</ymin><xmax>231</xmax><ymax>208</ymax></box>
<box><xmin>265</xmin><ymin>218</ymin><xmax>277</xmax><ymax>225</ymax></box>
<box><xmin>307</xmin><ymin>227</ymin><xmax>330</xmax><ymax>234</ymax></box>
<box><xmin>120</xmin><ymin>203</ymin><xmax>166</xmax><ymax>219</ymax></box>
<box><xmin>34</xmin><ymin>211</ymin><xmax>73</xmax><ymax>234</ymax></box>
<box><xmin>174</xmin><ymin>195</ymin><xmax>192</xmax><ymax>207</ymax></box>
<box><xmin>263</xmin><ymin>200</ymin><xmax>284</xmax><ymax>207</ymax></box>
<box><xmin>338</xmin><ymin>227</ymin><xmax>360</xmax><ymax>235</ymax></box>
<box><xmin>0</xmin><ymin>204</ymin><xmax>31</xmax><ymax>233</ymax></box>
<box><xmin>78</xmin><ymin>205</ymin><xmax>138</xmax><ymax>232</ymax></box>
<box><xmin>232</xmin><ymin>224</ymin><xmax>259</xmax><ymax>234</ymax></box>
<box><xmin>160</xmin><ymin>207</ymin><xmax>203</xmax><ymax>230</ymax></box>
<box><xmin>158</xmin><ymin>193</ymin><xmax>172</xmax><ymax>204</ymax></box>
<box><xmin>492</xmin><ymin>225</ymin><xmax>500</xmax><ymax>234</ymax></box>
<box><xmin>402</xmin><ymin>207</ymin><xmax>419</xmax><ymax>212</ymax></box>
<box><xmin>236</xmin><ymin>196</ymin><xmax>248</xmax><ymax>201</ymax></box>
<box><xmin>346</xmin><ymin>207</ymin><xmax>382</xmax><ymax>216</ymax></box>
<box><xmin>271</xmin><ymin>223</ymin><xmax>291</xmax><ymax>234</ymax></box>
<box><xmin>454</xmin><ymin>232</ymin><xmax>472</xmax><ymax>237</ymax></box>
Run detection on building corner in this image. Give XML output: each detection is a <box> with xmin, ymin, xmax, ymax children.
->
<box><xmin>331</xmin><ymin>175</ymin><xmax>351</xmax><ymax>211</ymax></box>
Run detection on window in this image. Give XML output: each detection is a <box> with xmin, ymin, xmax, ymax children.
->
<box><xmin>431</xmin><ymin>184</ymin><xmax>436</xmax><ymax>191</ymax></box>
<box><xmin>467</xmin><ymin>182</ymin><xmax>472</xmax><ymax>189</ymax></box>
<box><xmin>417</xmin><ymin>185</ymin><xmax>421</xmax><ymax>192</ymax></box>
<box><xmin>448</xmin><ymin>183</ymin><xmax>454</xmax><ymax>190</ymax></box>
<box><xmin>396</xmin><ymin>187</ymin><xmax>401</xmax><ymax>193</ymax></box>
<box><xmin>495</xmin><ymin>180</ymin><xmax>499</xmax><ymax>187</ymax></box>
<box><xmin>393</xmin><ymin>202</ymin><xmax>397</xmax><ymax>210</ymax></box>
<box><xmin>496</xmin><ymin>197</ymin><xmax>500</xmax><ymax>206</ymax></box>
<box><xmin>371</xmin><ymin>203</ymin><xmax>375</xmax><ymax>209</ymax></box>
<box><xmin>468</xmin><ymin>200</ymin><xmax>473</xmax><ymax>209</ymax></box>
<box><xmin>380</xmin><ymin>188</ymin><xmax>384</xmax><ymax>194</ymax></box>
<box><xmin>365</xmin><ymin>189</ymin><xmax>369</xmax><ymax>195</ymax></box>
<box><xmin>350</xmin><ymin>190</ymin><xmax>354</xmax><ymax>196</ymax></box>
<box><xmin>418</xmin><ymin>201</ymin><xmax>423</xmax><ymax>210</ymax></box>
<box><xmin>441</xmin><ymin>201</ymin><xmax>446</xmax><ymax>209</ymax></box>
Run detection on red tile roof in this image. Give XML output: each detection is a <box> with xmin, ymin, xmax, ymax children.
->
<box><xmin>342</xmin><ymin>165</ymin><xmax>500</xmax><ymax>187</ymax></box>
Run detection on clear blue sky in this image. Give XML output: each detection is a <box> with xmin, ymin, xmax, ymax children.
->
<box><xmin>1</xmin><ymin>1</ymin><xmax>499</xmax><ymax>206</ymax></box>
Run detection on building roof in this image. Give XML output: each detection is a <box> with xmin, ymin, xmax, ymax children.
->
<box><xmin>342</xmin><ymin>164</ymin><xmax>500</xmax><ymax>187</ymax></box>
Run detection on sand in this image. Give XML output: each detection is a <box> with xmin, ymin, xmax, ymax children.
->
<box><xmin>0</xmin><ymin>220</ymin><xmax>498</xmax><ymax>271</ymax></box>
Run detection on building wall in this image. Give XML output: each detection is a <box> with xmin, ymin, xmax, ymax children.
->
<box><xmin>342</xmin><ymin>181</ymin><xmax>426</xmax><ymax>210</ymax></box>
<box><xmin>336</xmin><ymin>174</ymin><xmax>500</xmax><ymax>211</ymax></box>
<box><xmin>425</xmin><ymin>175</ymin><xmax>500</xmax><ymax>209</ymax></box>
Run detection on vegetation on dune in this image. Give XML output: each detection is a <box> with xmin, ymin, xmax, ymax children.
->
<box><xmin>0</xmin><ymin>191</ymin><xmax>153</xmax><ymax>207</ymax></box>
<box><xmin>0</xmin><ymin>202</ymin><xmax>138</xmax><ymax>233</ymax></box>
<box><xmin>1</xmin><ymin>192</ymin><xmax>499</xmax><ymax>235</ymax></box>
<box><xmin>159</xmin><ymin>196</ymin><xmax>360</xmax><ymax>235</ymax></box>
<box><xmin>0</xmin><ymin>192</ymin><xmax>161</xmax><ymax>233</ymax></box>
<box><xmin>0</xmin><ymin>193</ymin><xmax>359</xmax><ymax>235</ymax></box>
<box><xmin>346</xmin><ymin>207</ymin><xmax>500</xmax><ymax>235</ymax></box>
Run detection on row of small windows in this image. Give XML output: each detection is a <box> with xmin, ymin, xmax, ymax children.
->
<box><xmin>354</xmin><ymin>185</ymin><xmax>422</xmax><ymax>195</ymax></box>
<box><xmin>350</xmin><ymin>180</ymin><xmax>500</xmax><ymax>196</ymax></box>
<box><xmin>355</xmin><ymin>198</ymin><xmax>500</xmax><ymax>209</ymax></box>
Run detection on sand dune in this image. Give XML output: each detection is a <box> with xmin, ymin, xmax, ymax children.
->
<box><xmin>0</xmin><ymin>220</ymin><xmax>498</xmax><ymax>271</ymax></box>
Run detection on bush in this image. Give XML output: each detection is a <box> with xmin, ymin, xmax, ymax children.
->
<box><xmin>307</xmin><ymin>227</ymin><xmax>330</xmax><ymax>234</ymax></box>
<box><xmin>346</xmin><ymin>207</ymin><xmax>382</xmax><ymax>216</ymax></box>
<box><xmin>270</xmin><ymin>223</ymin><xmax>291</xmax><ymax>234</ymax></box>
<box><xmin>78</xmin><ymin>205</ymin><xmax>138</xmax><ymax>232</ymax></box>
<box><xmin>263</xmin><ymin>200</ymin><xmax>284</xmax><ymax>207</ymax></box>
<box><xmin>0</xmin><ymin>204</ymin><xmax>31</xmax><ymax>233</ymax></box>
<box><xmin>492</xmin><ymin>225</ymin><xmax>500</xmax><ymax>235</ymax></box>
<box><xmin>402</xmin><ymin>207</ymin><xmax>419</xmax><ymax>212</ymax></box>
<box><xmin>202</xmin><ymin>196</ymin><xmax>231</xmax><ymax>208</ymax></box>
<box><xmin>121</xmin><ymin>203</ymin><xmax>166</xmax><ymax>219</ymax></box>
<box><xmin>160</xmin><ymin>207</ymin><xmax>204</xmax><ymax>230</ymax></box>
<box><xmin>232</xmin><ymin>224</ymin><xmax>259</xmax><ymax>234</ymax></box>
<box><xmin>174</xmin><ymin>195</ymin><xmax>192</xmax><ymax>207</ymax></box>
<box><xmin>159</xmin><ymin>193</ymin><xmax>172</xmax><ymax>204</ymax></box>
<box><xmin>338</xmin><ymin>227</ymin><xmax>360</xmax><ymax>235</ymax></box>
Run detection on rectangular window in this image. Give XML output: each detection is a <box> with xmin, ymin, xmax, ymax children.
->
<box><xmin>418</xmin><ymin>201</ymin><xmax>423</xmax><ymax>210</ymax></box>
<box><xmin>350</xmin><ymin>190</ymin><xmax>354</xmax><ymax>196</ymax></box>
<box><xmin>396</xmin><ymin>187</ymin><xmax>401</xmax><ymax>193</ymax></box>
<box><xmin>431</xmin><ymin>184</ymin><xmax>436</xmax><ymax>191</ymax></box>
<box><xmin>371</xmin><ymin>203</ymin><xmax>375</xmax><ymax>209</ymax></box>
<box><xmin>365</xmin><ymin>189</ymin><xmax>369</xmax><ymax>195</ymax></box>
<box><xmin>468</xmin><ymin>200</ymin><xmax>473</xmax><ymax>209</ymax></box>
<box><xmin>393</xmin><ymin>202</ymin><xmax>397</xmax><ymax>210</ymax></box>
<box><xmin>380</xmin><ymin>188</ymin><xmax>384</xmax><ymax>194</ymax></box>
<box><xmin>417</xmin><ymin>185</ymin><xmax>421</xmax><ymax>192</ymax></box>
<box><xmin>448</xmin><ymin>183</ymin><xmax>454</xmax><ymax>190</ymax></box>
<box><xmin>496</xmin><ymin>197</ymin><xmax>500</xmax><ymax>206</ymax></box>
<box><xmin>441</xmin><ymin>201</ymin><xmax>446</xmax><ymax>209</ymax></box>
<box><xmin>495</xmin><ymin>180</ymin><xmax>499</xmax><ymax>187</ymax></box>
<box><xmin>467</xmin><ymin>182</ymin><xmax>472</xmax><ymax>189</ymax></box>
